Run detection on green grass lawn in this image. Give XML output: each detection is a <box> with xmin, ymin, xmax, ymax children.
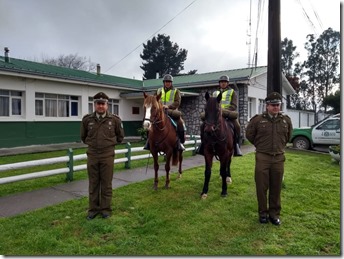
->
<box><xmin>0</xmin><ymin>149</ymin><xmax>340</xmax><ymax>255</ymax></box>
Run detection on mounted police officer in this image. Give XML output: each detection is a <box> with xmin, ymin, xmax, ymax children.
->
<box><xmin>246</xmin><ymin>92</ymin><xmax>293</xmax><ymax>225</ymax></box>
<box><xmin>197</xmin><ymin>75</ymin><xmax>242</xmax><ymax>156</ymax></box>
<box><xmin>80</xmin><ymin>92</ymin><xmax>125</xmax><ymax>220</ymax></box>
<box><xmin>144</xmin><ymin>74</ymin><xmax>186</xmax><ymax>151</ymax></box>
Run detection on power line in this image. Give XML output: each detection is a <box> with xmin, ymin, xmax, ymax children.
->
<box><xmin>295</xmin><ymin>0</ymin><xmax>319</xmax><ymax>36</ymax></box>
<box><xmin>104</xmin><ymin>0</ymin><xmax>199</xmax><ymax>74</ymax></box>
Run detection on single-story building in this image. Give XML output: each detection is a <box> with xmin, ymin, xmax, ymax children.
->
<box><xmin>1</xmin><ymin>51</ymin><xmax>310</xmax><ymax>148</ymax></box>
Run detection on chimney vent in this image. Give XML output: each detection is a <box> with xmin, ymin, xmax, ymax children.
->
<box><xmin>96</xmin><ymin>64</ymin><xmax>101</xmax><ymax>75</ymax></box>
<box><xmin>4</xmin><ymin>47</ymin><xmax>10</xmax><ymax>62</ymax></box>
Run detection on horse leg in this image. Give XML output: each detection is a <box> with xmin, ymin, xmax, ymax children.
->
<box><xmin>220</xmin><ymin>159</ymin><xmax>228</xmax><ymax>197</ymax></box>
<box><xmin>226</xmin><ymin>159</ymin><xmax>232</xmax><ymax>184</ymax></box>
<box><xmin>201</xmin><ymin>155</ymin><xmax>213</xmax><ymax>199</ymax></box>
<box><xmin>164</xmin><ymin>153</ymin><xmax>171</xmax><ymax>189</ymax></box>
<box><xmin>152</xmin><ymin>153</ymin><xmax>159</xmax><ymax>190</ymax></box>
<box><xmin>177</xmin><ymin>150</ymin><xmax>183</xmax><ymax>179</ymax></box>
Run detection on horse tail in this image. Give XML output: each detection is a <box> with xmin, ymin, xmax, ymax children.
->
<box><xmin>172</xmin><ymin>147</ymin><xmax>179</xmax><ymax>166</ymax></box>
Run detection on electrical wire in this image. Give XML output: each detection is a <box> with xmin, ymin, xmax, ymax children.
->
<box><xmin>104</xmin><ymin>0</ymin><xmax>199</xmax><ymax>74</ymax></box>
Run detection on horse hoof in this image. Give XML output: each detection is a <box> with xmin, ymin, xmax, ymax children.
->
<box><xmin>201</xmin><ymin>193</ymin><xmax>208</xmax><ymax>199</ymax></box>
<box><xmin>226</xmin><ymin>177</ymin><xmax>232</xmax><ymax>184</ymax></box>
<box><xmin>177</xmin><ymin>173</ymin><xmax>182</xmax><ymax>179</ymax></box>
<box><xmin>221</xmin><ymin>193</ymin><xmax>228</xmax><ymax>197</ymax></box>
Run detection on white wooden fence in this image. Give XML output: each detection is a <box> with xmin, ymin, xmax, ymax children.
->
<box><xmin>0</xmin><ymin>136</ymin><xmax>201</xmax><ymax>185</ymax></box>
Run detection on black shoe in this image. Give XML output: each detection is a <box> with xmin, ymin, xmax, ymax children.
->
<box><xmin>86</xmin><ymin>213</ymin><xmax>98</xmax><ymax>220</ymax></box>
<box><xmin>269</xmin><ymin>217</ymin><xmax>281</xmax><ymax>225</ymax></box>
<box><xmin>102</xmin><ymin>214</ymin><xmax>110</xmax><ymax>219</ymax></box>
<box><xmin>259</xmin><ymin>216</ymin><xmax>269</xmax><ymax>224</ymax></box>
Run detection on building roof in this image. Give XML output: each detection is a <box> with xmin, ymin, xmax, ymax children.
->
<box><xmin>0</xmin><ymin>55</ymin><xmax>294</xmax><ymax>94</ymax></box>
<box><xmin>143</xmin><ymin>66</ymin><xmax>268</xmax><ymax>89</ymax></box>
<box><xmin>0</xmin><ymin>56</ymin><xmax>143</xmax><ymax>89</ymax></box>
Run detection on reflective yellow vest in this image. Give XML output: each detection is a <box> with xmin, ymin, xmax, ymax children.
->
<box><xmin>157</xmin><ymin>87</ymin><xmax>177</xmax><ymax>106</ymax></box>
<box><xmin>213</xmin><ymin>89</ymin><xmax>234</xmax><ymax>109</ymax></box>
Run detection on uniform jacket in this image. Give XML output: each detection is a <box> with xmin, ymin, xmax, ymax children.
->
<box><xmin>80</xmin><ymin>111</ymin><xmax>125</xmax><ymax>153</ymax></box>
<box><xmin>246</xmin><ymin>112</ymin><xmax>293</xmax><ymax>155</ymax></box>
<box><xmin>156</xmin><ymin>86</ymin><xmax>181</xmax><ymax>110</ymax></box>
<box><xmin>213</xmin><ymin>86</ymin><xmax>237</xmax><ymax>111</ymax></box>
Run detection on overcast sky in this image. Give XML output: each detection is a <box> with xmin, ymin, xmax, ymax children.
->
<box><xmin>0</xmin><ymin>0</ymin><xmax>340</xmax><ymax>80</ymax></box>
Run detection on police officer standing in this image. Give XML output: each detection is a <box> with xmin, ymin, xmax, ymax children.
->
<box><xmin>80</xmin><ymin>92</ymin><xmax>125</xmax><ymax>220</ymax></box>
<box><xmin>246</xmin><ymin>92</ymin><xmax>293</xmax><ymax>225</ymax></box>
<box><xmin>144</xmin><ymin>74</ymin><xmax>186</xmax><ymax>151</ymax></box>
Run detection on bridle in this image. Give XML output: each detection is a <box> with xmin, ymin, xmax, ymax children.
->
<box><xmin>204</xmin><ymin>103</ymin><xmax>227</xmax><ymax>143</ymax></box>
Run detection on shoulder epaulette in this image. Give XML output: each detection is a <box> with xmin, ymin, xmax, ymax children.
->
<box><xmin>82</xmin><ymin>113</ymin><xmax>92</xmax><ymax>119</ymax></box>
<box><xmin>249</xmin><ymin>114</ymin><xmax>259</xmax><ymax>121</ymax></box>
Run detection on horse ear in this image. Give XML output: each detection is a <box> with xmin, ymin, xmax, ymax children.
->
<box><xmin>205</xmin><ymin>91</ymin><xmax>210</xmax><ymax>100</ymax></box>
<box><xmin>156</xmin><ymin>92</ymin><xmax>162</xmax><ymax>101</ymax></box>
<box><xmin>217</xmin><ymin>91</ymin><xmax>222</xmax><ymax>103</ymax></box>
<box><xmin>143</xmin><ymin>92</ymin><xmax>147</xmax><ymax>99</ymax></box>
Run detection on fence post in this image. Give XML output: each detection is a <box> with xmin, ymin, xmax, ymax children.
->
<box><xmin>66</xmin><ymin>148</ymin><xmax>74</xmax><ymax>182</ymax></box>
<box><xmin>125</xmin><ymin>142</ymin><xmax>131</xmax><ymax>169</ymax></box>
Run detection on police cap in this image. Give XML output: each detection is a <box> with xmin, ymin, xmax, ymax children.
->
<box><xmin>265</xmin><ymin>92</ymin><xmax>282</xmax><ymax>104</ymax></box>
<box><xmin>93</xmin><ymin>92</ymin><xmax>109</xmax><ymax>103</ymax></box>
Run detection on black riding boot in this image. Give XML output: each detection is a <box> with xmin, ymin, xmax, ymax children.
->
<box><xmin>143</xmin><ymin>132</ymin><xmax>150</xmax><ymax>150</ymax></box>
<box><xmin>143</xmin><ymin>140</ymin><xmax>150</xmax><ymax>150</ymax></box>
<box><xmin>234</xmin><ymin>136</ymin><xmax>242</xmax><ymax>157</ymax></box>
<box><xmin>196</xmin><ymin>143</ymin><xmax>204</xmax><ymax>155</ymax></box>
<box><xmin>177</xmin><ymin>130</ymin><xmax>185</xmax><ymax>151</ymax></box>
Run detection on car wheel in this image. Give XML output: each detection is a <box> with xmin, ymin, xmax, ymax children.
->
<box><xmin>293</xmin><ymin>136</ymin><xmax>310</xmax><ymax>150</ymax></box>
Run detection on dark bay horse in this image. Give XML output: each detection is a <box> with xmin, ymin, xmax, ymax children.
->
<box><xmin>143</xmin><ymin>92</ymin><xmax>183</xmax><ymax>190</ymax></box>
<box><xmin>200</xmin><ymin>91</ymin><xmax>234</xmax><ymax>198</ymax></box>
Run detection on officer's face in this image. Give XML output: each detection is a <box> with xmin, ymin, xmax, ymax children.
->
<box><xmin>163</xmin><ymin>81</ymin><xmax>172</xmax><ymax>89</ymax></box>
<box><xmin>219</xmin><ymin>81</ymin><xmax>228</xmax><ymax>89</ymax></box>
<box><xmin>266</xmin><ymin>103</ymin><xmax>281</xmax><ymax>116</ymax></box>
<box><xmin>94</xmin><ymin>101</ymin><xmax>108</xmax><ymax>115</ymax></box>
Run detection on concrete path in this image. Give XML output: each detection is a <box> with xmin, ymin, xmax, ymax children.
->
<box><xmin>0</xmin><ymin>144</ymin><xmax>255</xmax><ymax>218</ymax></box>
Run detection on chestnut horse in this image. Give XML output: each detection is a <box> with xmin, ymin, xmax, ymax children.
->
<box><xmin>200</xmin><ymin>91</ymin><xmax>234</xmax><ymax>198</ymax></box>
<box><xmin>143</xmin><ymin>92</ymin><xmax>183</xmax><ymax>190</ymax></box>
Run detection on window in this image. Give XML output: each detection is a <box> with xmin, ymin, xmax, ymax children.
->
<box><xmin>89</xmin><ymin>97</ymin><xmax>119</xmax><ymax>115</ymax></box>
<box><xmin>317</xmin><ymin>119</ymin><xmax>340</xmax><ymax>130</ymax></box>
<box><xmin>35</xmin><ymin>93</ymin><xmax>80</xmax><ymax>117</ymax></box>
<box><xmin>258</xmin><ymin>99</ymin><xmax>265</xmax><ymax>114</ymax></box>
<box><xmin>0</xmin><ymin>90</ymin><xmax>23</xmax><ymax>116</ymax></box>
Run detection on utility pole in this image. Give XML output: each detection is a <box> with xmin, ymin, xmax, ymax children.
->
<box><xmin>267</xmin><ymin>0</ymin><xmax>281</xmax><ymax>94</ymax></box>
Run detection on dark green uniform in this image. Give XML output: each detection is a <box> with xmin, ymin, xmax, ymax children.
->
<box><xmin>80</xmin><ymin>111</ymin><xmax>124</xmax><ymax>217</ymax></box>
<box><xmin>246</xmin><ymin>111</ymin><xmax>292</xmax><ymax>219</ymax></box>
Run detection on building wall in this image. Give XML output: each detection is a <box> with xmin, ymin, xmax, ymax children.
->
<box><xmin>0</xmin><ymin>75</ymin><xmax>142</xmax><ymax>148</ymax></box>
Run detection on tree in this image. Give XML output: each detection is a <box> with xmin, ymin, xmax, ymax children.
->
<box><xmin>281</xmin><ymin>38</ymin><xmax>299</xmax><ymax>77</ymax></box>
<box><xmin>281</xmin><ymin>38</ymin><xmax>302</xmax><ymax>109</ymax></box>
<box><xmin>302</xmin><ymin>27</ymin><xmax>340</xmax><ymax>112</ymax></box>
<box><xmin>322</xmin><ymin>89</ymin><xmax>340</xmax><ymax>114</ymax></box>
<box><xmin>42</xmin><ymin>54</ymin><xmax>96</xmax><ymax>72</ymax></box>
<box><xmin>140</xmin><ymin>34</ymin><xmax>191</xmax><ymax>79</ymax></box>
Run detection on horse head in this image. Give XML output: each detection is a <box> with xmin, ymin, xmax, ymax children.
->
<box><xmin>143</xmin><ymin>92</ymin><xmax>163</xmax><ymax>130</ymax></box>
<box><xmin>204</xmin><ymin>91</ymin><xmax>222</xmax><ymax>135</ymax></box>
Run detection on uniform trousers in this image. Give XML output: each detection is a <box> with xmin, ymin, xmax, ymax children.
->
<box><xmin>87</xmin><ymin>150</ymin><xmax>115</xmax><ymax>215</ymax></box>
<box><xmin>254</xmin><ymin>152</ymin><xmax>285</xmax><ymax>218</ymax></box>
